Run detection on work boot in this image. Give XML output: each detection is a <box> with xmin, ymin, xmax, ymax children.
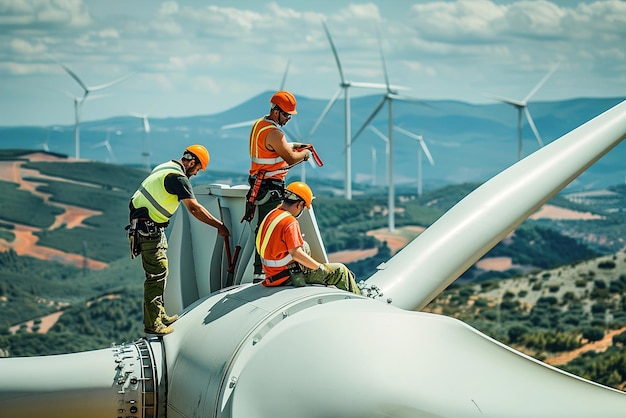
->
<box><xmin>161</xmin><ymin>313</ymin><xmax>178</xmax><ymax>326</ymax></box>
<box><xmin>158</xmin><ymin>306</ymin><xmax>178</xmax><ymax>326</ymax></box>
<box><xmin>144</xmin><ymin>320</ymin><xmax>174</xmax><ymax>336</ymax></box>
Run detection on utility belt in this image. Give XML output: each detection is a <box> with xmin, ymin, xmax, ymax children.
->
<box><xmin>265</xmin><ymin>263</ymin><xmax>303</xmax><ymax>285</ymax></box>
<box><xmin>242</xmin><ymin>175</ymin><xmax>285</xmax><ymax>222</ymax></box>
<box><xmin>125</xmin><ymin>218</ymin><xmax>165</xmax><ymax>259</ymax></box>
<box><xmin>247</xmin><ymin>176</ymin><xmax>284</xmax><ymax>205</ymax></box>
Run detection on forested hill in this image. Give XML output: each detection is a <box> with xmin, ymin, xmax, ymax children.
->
<box><xmin>1</xmin><ymin>150</ymin><xmax>626</xmax><ymax>382</ymax></box>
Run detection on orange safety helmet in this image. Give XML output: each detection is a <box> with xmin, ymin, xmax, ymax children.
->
<box><xmin>270</xmin><ymin>90</ymin><xmax>298</xmax><ymax>115</ymax></box>
<box><xmin>285</xmin><ymin>181</ymin><xmax>313</xmax><ymax>208</ymax></box>
<box><xmin>185</xmin><ymin>144</ymin><xmax>210</xmax><ymax>170</ymax></box>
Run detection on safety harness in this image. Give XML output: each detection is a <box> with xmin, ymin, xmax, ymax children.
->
<box><xmin>241</xmin><ymin>144</ymin><xmax>323</xmax><ymax>223</ymax></box>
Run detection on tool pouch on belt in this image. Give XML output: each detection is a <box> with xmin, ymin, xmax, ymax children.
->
<box><xmin>125</xmin><ymin>219</ymin><xmax>140</xmax><ymax>259</ymax></box>
<box><xmin>287</xmin><ymin>262</ymin><xmax>306</xmax><ymax>287</ymax></box>
<box><xmin>242</xmin><ymin>176</ymin><xmax>284</xmax><ymax>223</ymax></box>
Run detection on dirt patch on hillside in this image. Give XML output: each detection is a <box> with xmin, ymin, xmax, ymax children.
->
<box><xmin>0</xmin><ymin>153</ymin><xmax>107</xmax><ymax>270</ymax></box>
<box><xmin>544</xmin><ymin>326</ymin><xmax>626</xmax><ymax>366</ymax></box>
<box><xmin>529</xmin><ymin>204</ymin><xmax>604</xmax><ymax>220</ymax></box>
<box><xmin>327</xmin><ymin>225</ymin><xmax>425</xmax><ymax>264</ymax></box>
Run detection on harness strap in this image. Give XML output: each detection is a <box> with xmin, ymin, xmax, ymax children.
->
<box><xmin>265</xmin><ymin>269</ymin><xmax>291</xmax><ymax>284</ymax></box>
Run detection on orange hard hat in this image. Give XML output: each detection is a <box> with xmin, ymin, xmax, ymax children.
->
<box><xmin>185</xmin><ymin>144</ymin><xmax>210</xmax><ymax>170</ymax></box>
<box><xmin>270</xmin><ymin>90</ymin><xmax>297</xmax><ymax>114</ymax></box>
<box><xmin>285</xmin><ymin>181</ymin><xmax>313</xmax><ymax>208</ymax></box>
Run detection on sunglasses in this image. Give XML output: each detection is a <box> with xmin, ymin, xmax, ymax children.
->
<box><xmin>275</xmin><ymin>106</ymin><xmax>292</xmax><ymax>119</ymax></box>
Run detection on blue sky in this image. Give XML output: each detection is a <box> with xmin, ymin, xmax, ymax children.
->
<box><xmin>1</xmin><ymin>0</ymin><xmax>624</xmax><ymax>126</ymax></box>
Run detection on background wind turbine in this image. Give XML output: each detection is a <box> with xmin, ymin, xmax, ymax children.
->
<box><xmin>352</xmin><ymin>30</ymin><xmax>428</xmax><ymax>231</ymax></box>
<box><xmin>60</xmin><ymin>63</ymin><xmax>134</xmax><ymax>159</ymax></box>
<box><xmin>92</xmin><ymin>129</ymin><xmax>120</xmax><ymax>163</ymax></box>
<box><xmin>394</xmin><ymin>126</ymin><xmax>435</xmax><ymax>197</ymax></box>
<box><xmin>131</xmin><ymin>112</ymin><xmax>152</xmax><ymax>171</ymax></box>
<box><xmin>370</xmin><ymin>147</ymin><xmax>376</xmax><ymax>186</ymax></box>
<box><xmin>486</xmin><ymin>62</ymin><xmax>561</xmax><ymax>160</ymax></box>
<box><xmin>309</xmin><ymin>21</ymin><xmax>393</xmax><ymax>200</ymax></box>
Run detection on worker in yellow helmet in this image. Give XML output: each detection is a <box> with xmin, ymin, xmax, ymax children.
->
<box><xmin>128</xmin><ymin>145</ymin><xmax>229</xmax><ymax>335</ymax></box>
<box><xmin>245</xmin><ymin>91</ymin><xmax>312</xmax><ymax>282</ymax></box>
<box><xmin>256</xmin><ymin>182</ymin><xmax>361</xmax><ymax>295</ymax></box>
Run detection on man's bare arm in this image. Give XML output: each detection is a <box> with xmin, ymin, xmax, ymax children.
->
<box><xmin>265</xmin><ymin>130</ymin><xmax>309</xmax><ymax>165</ymax></box>
<box><xmin>182</xmin><ymin>198</ymin><xmax>230</xmax><ymax>237</ymax></box>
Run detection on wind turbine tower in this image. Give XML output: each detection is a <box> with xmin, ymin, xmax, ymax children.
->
<box><xmin>60</xmin><ymin>63</ymin><xmax>134</xmax><ymax>159</ymax></box>
<box><xmin>132</xmin><ymin>113</ymin><xmax>152</xmax><ymax>170</ymax></box>
<box><xmin>352</xmin><ymin>31</ymin><xmax>427</xmax><ymax>231</ymax></box>
<box><xmin>486</xmin><ymin>62</ymin><xmax>560</xmax><ymax>160</ymax></box>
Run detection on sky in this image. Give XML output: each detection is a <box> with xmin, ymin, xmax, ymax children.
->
<box><xmin>0</xmin><ymin>0</ymin><xmax>625</xmax><ymax>127</ymax></box>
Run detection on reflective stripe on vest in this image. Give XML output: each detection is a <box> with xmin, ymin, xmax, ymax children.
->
<box><xmin>256</xmin><ymin>209</ymin><xmax>293</xmax><ymax>267</ymax></box>
<box><xmin>131</xmin><ymin>161</ymin><xmax>185</xmax><ymax>223</ymax></box>
<box><xmin>249</xmin><ymin>118</ymin><xmax>289</xmax><ymax>180</ymax></box>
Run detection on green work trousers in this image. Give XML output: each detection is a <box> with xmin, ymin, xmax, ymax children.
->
<box><xmin>292</xmin><ymin>262</ymin><xmax>362</xmax><ymax>295</ymax></box>
<box><xmin>138</xmin><ymin>230</ymin><xmax>169</xmax><ymax>329</ymax></box>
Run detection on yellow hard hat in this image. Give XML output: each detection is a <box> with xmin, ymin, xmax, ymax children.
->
<box><xmin>270</xmin><ymin>90</ymin><xmax>297</xmax><ymax>114</ymax></box>
<box><xmin>285</xmin><ymin>181</ymin><xmax>313</xmax><ymax>208</ymax></box>
<box><xmin>185</xmin><ymin>144</ymin><xmax>210</xmax><ymax>170</ymax></box>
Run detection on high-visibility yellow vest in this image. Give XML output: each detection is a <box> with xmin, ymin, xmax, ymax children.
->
<box><xmin>131</xmin><ymin>161</ymin><xmax>185</xmax><ymax>223</ymax></box>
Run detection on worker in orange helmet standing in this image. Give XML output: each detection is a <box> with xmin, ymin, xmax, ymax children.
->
<box><xmin>128</xmin><ymin>145</ymin><xmax>230</xmax><ymax>335</ymax></box>
<box><xmin>245</xmin><ymin>90</ymin><xmax>312</xmax><ymax>282</ymax></box>
<box><xmin>256</xmin><ymin>181</ymin><xmax>361</xmax><ymax>295</ymax></box>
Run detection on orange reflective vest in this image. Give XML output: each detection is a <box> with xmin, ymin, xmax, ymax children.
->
<box><xmin>256</xmin><ymin>208</ymin><xmax>303</xmax><ymax>285</ymax></box>
<box><xmin>249</xmin><ymin>117</ymin><xmax>289</xmax><ymax>180</ymax></box>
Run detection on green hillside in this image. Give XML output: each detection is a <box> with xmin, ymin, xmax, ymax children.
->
<box><xmin>424</xmin><ymin>250</ymin><xmax>626</xmax><ymax>390</ymax></box>
<box><xmin>1</xmin><ymin>151</ymin><xmax>626</xmax><ymax>392</ymax></box>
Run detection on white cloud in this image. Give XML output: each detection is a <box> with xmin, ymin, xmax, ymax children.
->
<box><xmin>0</xmin><ymin>0</ymin><xmax>91</xmax><ymax>27</ymax></box>
<box><xmin>10</xmin><ymin>38</ymin><xmax>47</xmax><ymax>54</ymax></box>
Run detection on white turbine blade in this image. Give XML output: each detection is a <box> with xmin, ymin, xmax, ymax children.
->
<box><xmin>89</xmin><ymin>72</ymin><xmax>135</xmax><ymax>92</ymax></box>
<box><xmin>60</xmin><ymin>64</ymin><xmax>88</xmax><ymax>92</ymax></box>
<box><xmin>388</xmin><ymin>93</ymin><xmax>433</xmax><ymax>108</ymax></box>
<box><xmin>524</xmin><ymin>107</ymin><xmax>544</xmax><ymax>147</ymax></box>
<box><xmin>348</xmin><ymin>81</ymin><xmax>389</xmax><ymax>90</ymax></box>
<box><xmin>322</xmin><ymin>21</ymin><xmax>346</xmax><ymax>85</ymax></box>
<box><xmin>56</xmin><ymin>88</ymin><xmax>78</xmax><ymax>100</ymax></box>
<box><xmin>280</xmin><ymin>59</ymin><xmax>290</xmax><ymax>90</ymax></box>
<box><xmin>377</xmin><ymin>28</ymin><xmax>392</xmax><ymax>93</ymax></box>
<box><xmin>130</xmin><ymin>112</ymin><xmax>151</xmax><ymax>133</ymax></box>
<box><xmin>523</xmin><ymin>61</ymin><xmax>561</xmax><ymax>103</ymax></box>
<box><xmin>483</xmin><ymin>93</ymin><xmax>525</xmax><ymax>108</ymax></box>
<box><xmin>394</xmin><ymin>126</ymin><xmax>435</xmax><ymax>166</ymax></box>
<box><xmin>352</xmin><ymin>96</ymin><xmax>387</xmax><ymax>144</ymax></box>
<box><xmin>367</xmin><ymin>100</ymin><xmax>626</xmax><ymax>311</ymax></box>
<box><xmin>221</xmin><ymin>119</ymin><xmax>257</xmax><ymax>130</ymax></box>
<box><xmin>308</xmin><ymin>87</ymin><xmax>342</xmax><ymax>137</ymax></box>
<box><xmin>368</xmin><ymin>125</ymin><xmax>389</xmax><ymax>143</ymax></box>
<box><xmin>420</xmin><ymin>140</ymin><xmax>435</xmax><ymax>166</ymax></box>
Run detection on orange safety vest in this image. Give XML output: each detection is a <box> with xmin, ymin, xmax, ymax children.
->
<box><xmin>249</xmin><ymin>117</ymin><xmax>289</xmax><ymax>180</ymax></box>
<box><xmin>256</xmin><ymin>208</ymin><xmax>302</xmax><ymax>285</ymax></box>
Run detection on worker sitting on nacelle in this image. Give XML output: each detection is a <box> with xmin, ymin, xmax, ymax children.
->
<box><xmin>255</xmin><ymin>181</ymin><xmax>361</xmax><ymax>295</ymax></box>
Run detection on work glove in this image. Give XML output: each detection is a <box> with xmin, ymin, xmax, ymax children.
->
<box><xmin>317</xmin><ymin>263</ymin><xmax>329</xmax><ymax>274</ymax></box>
<box><xmin>289</xmin><ymin>142</ymin><xmax>309</xmax><ymax>149</ymax></box>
